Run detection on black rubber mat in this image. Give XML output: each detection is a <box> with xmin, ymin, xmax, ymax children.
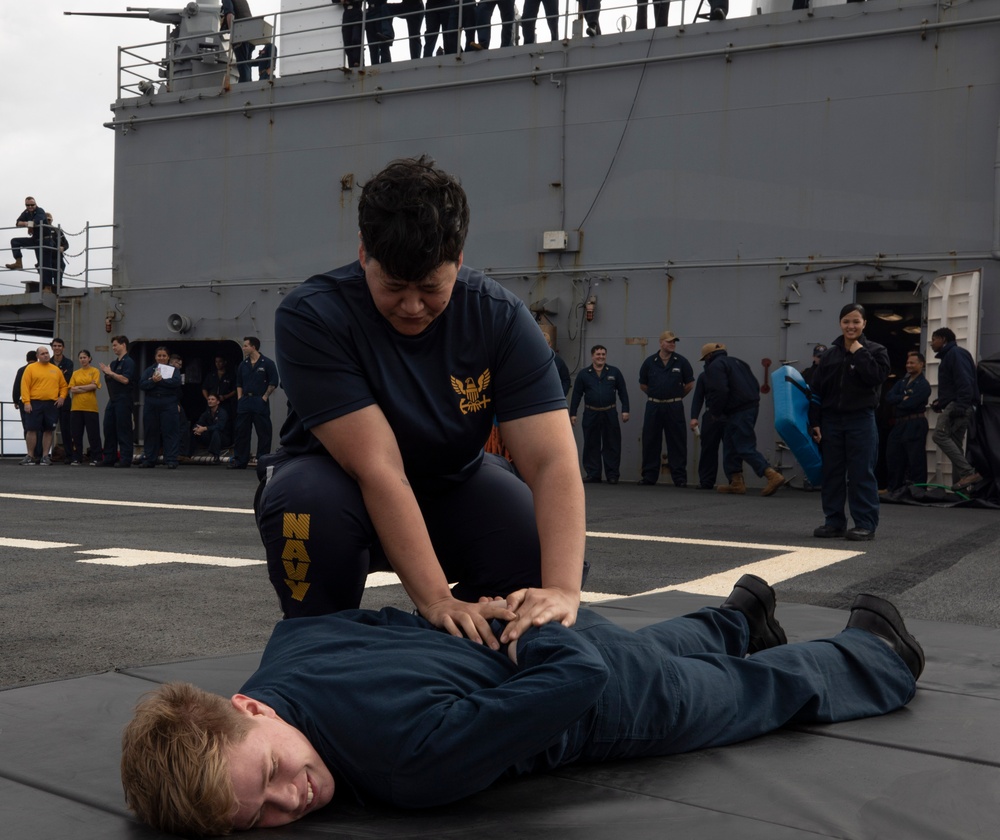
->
<box><xmin>2</xmin><ymin>592</ymin><xmax>998</xmax><ymax>839</ymax></box>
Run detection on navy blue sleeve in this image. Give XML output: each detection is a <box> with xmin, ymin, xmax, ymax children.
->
<box><xmin>274</xmin><ymin>284</ymin><xmax>380</xmax><ymax>430</ymax></box>
<box><xmin>680</xmin><ymin>355</ymin><xmax>695</xmax><ymax>385</ymax></box>
<box><xmin>139</xmin><ymin>365</ymin><xmax>156</xmax><ymax>391</ymax></box>
<box><xmin>387</xmin><ymin>623</ymin><xmax>609</xmax><ymax>807</ymax></box>
<box><xmin>851</xmin><ymin>342</ymin><xmax>890</xmax><ymax>387</ymax></box>
<box><xmin>638</xmin><ymin>356</ymin><xmax>650</xmax><ymax>387</ymax></box>
<box><xmin>910</xmin><ymin>375</ymin><xmax>932</xmax><ymax>407</ymax></box>
<box><xmin>119</xmin><ymin>357</ymin><xmax>136</xmax><ymax>385</ymax></box>
<box><xmin>884</xmin><ymin>379</ymin><xmax>905</xmax><ymax>406</ymax></box>
<box><xmin>264</xmin><ymin>356</ymin><xmax>280</xmax><ymax>390</ymax></box>
<box><xmin>615</xmin><ymin>367</ymin><xmax>630</xmax><ymax>413</ymax></box>
<box><xmin>954</xmin><ymin>351</ymin><xmax>978</xmax><ymax>408</ymax></box>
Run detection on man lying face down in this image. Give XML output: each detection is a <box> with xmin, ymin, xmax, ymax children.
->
<box><xmin>121</xmin><ymin>576</ymin><xmax>924</xmax><ymax>835</ymax></box>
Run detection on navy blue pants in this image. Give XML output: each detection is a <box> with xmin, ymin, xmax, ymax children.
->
<box><xmin>721</xmin><ymin>404</ymin><xmax>769</xmax><ymax>478</ymax></box>
<box><xmin>234</xmin><ymin>41</ymin><xmax>254</xmax><ymax>82</ymax></box>
<box><xmin>194</xmin><ymin>427</ymin><xmax>228</xmax><ymax>458</ymax></box>
<box><xmin>234</xmin><ymin>404</ymin><xmax>272</xmax><ymax>467</ymax></box>
<box><xmin>10</xmin><ymin>236</ymin><xmax>38</xmax><ymax>261</ymax></box>
<box><xmin>422</xmin><ymin>0</ymin><xmax>448</xmax><ymax>56</ymax></box>
<box><xmin>142</xmin><ymin>397</ymin><xmax>180</xmax><ymax>466</ymax></box>
<box><xmin>520</xmin><ymin>0</ymin><xmax>559</xmax><ymax>42</ymax></box>
<box><xmin>443</xmin><ymin>0</ymin><xmax>477</xmax><ymax>53</ymax></box>
<box><xmin>573</xmin><ymin>607</ymin><xmax>916</xmax><ymax>762</ymax></box>
<box><xmin>697</xmin><ymin>411</ymin><xmax>724</xmax><ymax>488</ymax></box>
<box><xmin>636</xmin><ymin>0</ymin><xmax>669</xmax><ymax>29</ymax></box>
<box><xmin>102</xmin><ymin>395</ymin><xmax>134</xmax><ymax>465</ymax></box>
<box><xmin>476</xmin><ymin>0</ymin><xmax>515</xmax><ymax>46</ymax></box>
<box><xmin>886</xmin><ymin>417</ymin><xmax>929</xmax><ymax>491</ymax></box>
<box><xmin>256</xmin><ymin>452</ymin><xmax>545</xmax><ymax>617</ymax></box>
<box><xmin>580</xmin><ymin>0</ymin><xmax>601</xmax><ymax>30</ymax></box>
<box><xmin>641</xmin><ymin>402</ymin><xmax>687</xmax><ymax>485</ymax></box>
<box><xmin>343</xmin><ymin>4</ymin><xmax>363</xmax><ymax>67</ymax></box>
<box><xmin>820</xmin><ymin>409</ymin><xmax>880</xmax><ymax>532</ymax></box>
<box><xmin>582</xmin><ymin>408</ymin><xmax>622</xmax><ymax>481</ymax></box>
<box><xmin>397</xmin><ymin>0</ymin><xmax>425</xmax><ymax>58</ymax></box>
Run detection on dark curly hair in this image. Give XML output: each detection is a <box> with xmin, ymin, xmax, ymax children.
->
<box><xmin>358</xmin><ymin>155</ymin><xmax>470</xmax><ymax>284</ymax></box>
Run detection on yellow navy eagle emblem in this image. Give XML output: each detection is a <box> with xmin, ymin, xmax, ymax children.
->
<box><xmin>451</xmin><ymin>369</ymin><xmax>492</xmax><ymax>414</ymax></box>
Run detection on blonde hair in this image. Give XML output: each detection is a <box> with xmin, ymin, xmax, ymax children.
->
<box><xmin>121</xmin><ymin>682</ymin><xmax>251</xmax><ymax>836</ymax></box>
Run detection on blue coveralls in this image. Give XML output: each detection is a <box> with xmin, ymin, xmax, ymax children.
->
<box><xmin>233</xmin><ymin>353</ymin><xmax>279</xmax><ymax>468</ymax></box>
<box><xmin>639</xmin><ymin>350</ymin><xmax>694</xmax><ymax>485</ymax></box>
<box><xmin>242</xmin><ymin>605</ymin><xmax>916</xmax><ymax>809</ymax></box>
<box><xmin>139</xmin><ymin>364</ymin><xmax>182</xmax><ymax>467</ymax></box>
<box><xmin>102</xmin><ymin>355</ymin><xmax>136</xmax><ymax>466</ymax></box>
<box><xmin>569</xmin><ymin>364</ymin><xmax>630</xmax><ymax>482</ymax></box>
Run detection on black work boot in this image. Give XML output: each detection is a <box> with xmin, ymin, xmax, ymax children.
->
<box><xmin>721</xmin><ymin>574</ymin><xmax>788</xmax><ymax>654</ymax></box>
<box><xmin>846</xmin><ymin>594</ymin><xmax>925</xmax><ymax>680</ymax></box>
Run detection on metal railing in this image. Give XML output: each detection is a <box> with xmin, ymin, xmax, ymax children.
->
<box><xmin>115</xmin><ymin>0</ymin><xmax>726</xmax><ymax>97</ymax></box>
<box><xmin>0</xmin><ymin>222</ymin><xmax>114</xmax><ymax>298</ymax></box>
<box><xmin>0</xmin><ymin>400</ymin><xmax>28</xmax><ymax>458</ymax></box>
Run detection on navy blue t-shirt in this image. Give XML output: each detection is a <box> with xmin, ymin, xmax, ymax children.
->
<box><xmin>275</xmin><ymin>261</ymin><xmax>565</xmax><ymax>485</ymax></box>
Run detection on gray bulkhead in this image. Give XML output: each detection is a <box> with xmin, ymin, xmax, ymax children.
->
<box><xmin>91</xmin><ymin>0</ymin><xmax>1000</xmax><ymax>479</ymax></box>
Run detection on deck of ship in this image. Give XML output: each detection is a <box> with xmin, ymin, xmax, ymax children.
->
<box><xmin>2</xmin><ymin>456</ymin><xmax>998</xmax><ymax>837</ymax></box>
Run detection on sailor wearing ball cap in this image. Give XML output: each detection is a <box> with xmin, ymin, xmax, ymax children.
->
<box><xmin>801</xmin><ymin>343</ymin><xmax>827</xmax><ymax>387</ymax></box>
<box><xmin>698</xmin><ymin>343</ymin><xmax>786</xmax><ymax>497</ymax></box>
<box><xmin>638</xmin><ymin>330</ymin><xmax>694</xmax><ymax>486</ymax></box>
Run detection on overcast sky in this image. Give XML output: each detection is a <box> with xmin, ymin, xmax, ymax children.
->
<box><xmin>1</xmin><ymin>0</ymin><xmax>751</xmax><ymax>440</ymax></box>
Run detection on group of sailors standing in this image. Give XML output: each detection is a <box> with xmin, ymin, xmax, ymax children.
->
<box><xmin>336</xmin><ymin>0</ymin><xmax>730</xmax><ymax>67</ymax></box>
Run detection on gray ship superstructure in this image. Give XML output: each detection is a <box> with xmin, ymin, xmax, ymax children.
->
<box><xmin>2</xmin><ymin>0</ymin><xmax>997</xmax><ymax>481</ymax></box>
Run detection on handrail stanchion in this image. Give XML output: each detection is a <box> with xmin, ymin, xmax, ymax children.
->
<box><xmin>84</xmin><ymin>223</ymin><xmax>91</xmax><ymax>290</ymax></box>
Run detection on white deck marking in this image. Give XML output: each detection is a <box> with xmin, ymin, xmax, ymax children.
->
<box><xmin>0</xmin><ymin>493</ymin><xmax>252</xmax><ymax>515</ymax></box>
<box><xmin>75</xmin><ymin>548</ymin><xmax>265</xmax><ymax>568</ymax></box>
<box><xmin>0</xmin><ymin>537</ymin><xmax>80</xmax><ymax>549</ymax></box>
<box><xmin>0</xmin><ymin>497</ymin><xmax>859</xmax><ymax>586</ymax></box>
<box><xmin>586</xmin><ymin>530</ymin><xmax>863</xmax><ymax>598</ymax></box>
<box><xmin>367</xmin><ymin>572</ymin><xmax>405</xmax><ymax>588</ymax></box>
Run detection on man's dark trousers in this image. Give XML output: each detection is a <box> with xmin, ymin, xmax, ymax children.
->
<box><xmin>641</xmin><ymin>401</ymin><xmax>687</xmax><ymax>485</ymax></box>
<box><xmin>721</xmin><ymin>405</ymin><xmax>769</xmax><ymax>478</ymax></box>
<box><xmin>582</xmin><ymin>408</ymin><xmax>621</xmax><ymax>481</ymax></box>
<box><xmin>234</xmin><ymin>396</ymin><xmax>272</xmax><ymax>467</ymax></box>
<box><xmin>697</xmin><ymin>411</ymin><xmax>725</xmax><ymax>488</ymax></box>
<box><xmin>102</xmin><ymin>395</ymin><xmax>133</xmax><ymax>465</ymax></box>
<box><xmin>886</xmin><ymin>416</ymin><xmax>929</xmax><ymax>490</ymax></box>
